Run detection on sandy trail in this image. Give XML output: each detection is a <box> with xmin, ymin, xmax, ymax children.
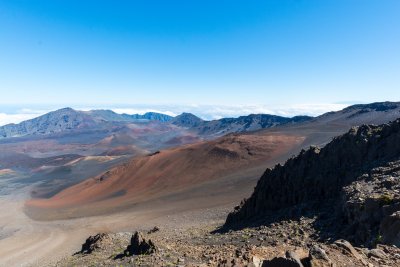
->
<box><xmin>0</xmin><ymin>176</ymin><xmax>253</xmax><ymax>267</ymax></box>
<box><xmin>0</xmin><ymin>191</ymin><xmax>224</xmax><ymax>267</ymax></box>
<box><xmin>0</xmin><ymin>194</ymin><xmax>92</xmax><ymax>267</ymax></box>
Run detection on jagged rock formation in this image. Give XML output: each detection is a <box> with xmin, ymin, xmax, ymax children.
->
<box><xmin>225</xmin><ymin>119</ymin><xmax>400</xmax><ymax>247</ymax></box>
<box><xmin>124</xmin><ymin>231</ymin><xmax>157</xmax><ymax>256</ymax></box>
<box><xmin>79</xmin><ymin>233</ymin><xmax>112</xmax><ymax>254</ymax></box>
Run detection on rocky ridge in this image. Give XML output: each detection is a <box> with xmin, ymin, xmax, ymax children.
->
<box><xmin>225</xmin><ymin>118</ymin><xmax>400</xmax><ymax>248</ymax></box>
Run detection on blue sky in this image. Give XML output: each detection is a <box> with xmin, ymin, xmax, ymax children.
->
<box><xmin>0</xmin><ymin>1</ymin><xmax>399</xmax><ymax>124</ymax></box>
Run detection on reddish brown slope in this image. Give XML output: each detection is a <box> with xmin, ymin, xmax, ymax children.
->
<box><xmin>26</xmin><ymin>133</ymin><xmax>304</xmax><ymax>219</ymax></box>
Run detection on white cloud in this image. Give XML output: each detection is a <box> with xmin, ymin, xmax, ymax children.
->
<box><xmin>0</xmin><ymin>112</ymin><xmax>44</xmax><ymax>126</ymax></box>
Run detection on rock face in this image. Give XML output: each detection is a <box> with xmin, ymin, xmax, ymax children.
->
<box><xmin>225</xmin><ymin>119</ymin><xmax>400</xmax><ymax>247</ymax></box>
<box><xmin>124</xmin><ymin>231</ymin><xmax>157</xmax><ymax>256</ymax></box>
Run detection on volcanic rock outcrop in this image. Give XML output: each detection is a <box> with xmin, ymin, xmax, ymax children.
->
<box><xmin>124</xmin><ymin>231</ymin><xmax>157</xmax><ymax>256</ymax></box>
<box><xmin>79</xmin><ymin>233</ymin><xmax>112</xmax><ymax>254</ymax></box>
<box><xmin>225</xmin><ymin>119</ymin><xmax>400</xmax><ymax>247</ymax></box>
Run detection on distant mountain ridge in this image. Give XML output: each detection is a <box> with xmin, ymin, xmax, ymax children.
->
<box><xmin>1</xmin><ymin>101</ymin><xmax>400</xmax><ymax>139</ymax></box>
<box><xmin>0</xmin><ymin>108</ymin><xmax>312</xmax><ymax>139</ymax></box>
<box><xmin>191</xmin><ymin>114</ymin><xmax>313</xmax><ymax>136</ymax></box>
<box><xmin>0</xmin><ymin>108</ymin><xmax>97</xmax><ymax>138</ymax></box>
<box><xmin>86</xmin><ymin>110</ymin><xmax>173</xmax><ymax>122</ymax></box>
<box><xmin>0</xmin><ymin>108</ymin><xmax>173</xmax><ymax>138</ymax></box>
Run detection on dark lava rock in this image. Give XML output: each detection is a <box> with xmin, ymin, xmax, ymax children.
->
<box><xmin>147</xmin><ymin>226</ymin><xmax>160</xmax><ymax>234</ymax></box>
<box><xmin>124</xmin><ymin>231</ymin><xmax>157</xmax><ymax>256</ymax></box>
<box><xmin>79</xmin><ymin>233</ymin><xmax>110</xmax><ymax>254</ymax></box>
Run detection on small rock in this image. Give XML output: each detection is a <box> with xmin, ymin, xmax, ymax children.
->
<box><xmin>368</xmin><ymin>248</ymin><xmax>387</xmax><ymax>259</ymax></box>
<box><xmin>147</xmin><ymin>226</ymin><xmax>160</xmax><ymax>234</ymax></box>
<box><xmin>334</xmin><ymin>239</ymin><xmax>367</xmax><ymax>265</ymax></box>
<box><xmin>262</xmin><ymin>250</ymin><xmax>303</xmax><ymax>267</ymax></box>
<box><xmin>309</xmin><ymin>245</ymin><xmax>335</xmax><ymax>267</ymax></box>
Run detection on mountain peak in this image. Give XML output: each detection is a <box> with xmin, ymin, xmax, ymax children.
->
<box><xmin>0</xmin><ymin>108</ymin><xmax>94</xmax><ymax>138</ymax></box>
<box><xmin>171</xmin><ymin>113</ymin><xmax>203</xmax><ymax>127</ymax></box>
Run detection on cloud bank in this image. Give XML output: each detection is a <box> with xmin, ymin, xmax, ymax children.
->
<box><xmin>0</xmin><ymin>109</ymin><xmax>49</xmax><ymax>126</ymax></box>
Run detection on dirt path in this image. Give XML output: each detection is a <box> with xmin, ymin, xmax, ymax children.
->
<box><xmin>0</xmin><ymin>195</ymin><xmax>91</xmax><ymax>267</ymax></box>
